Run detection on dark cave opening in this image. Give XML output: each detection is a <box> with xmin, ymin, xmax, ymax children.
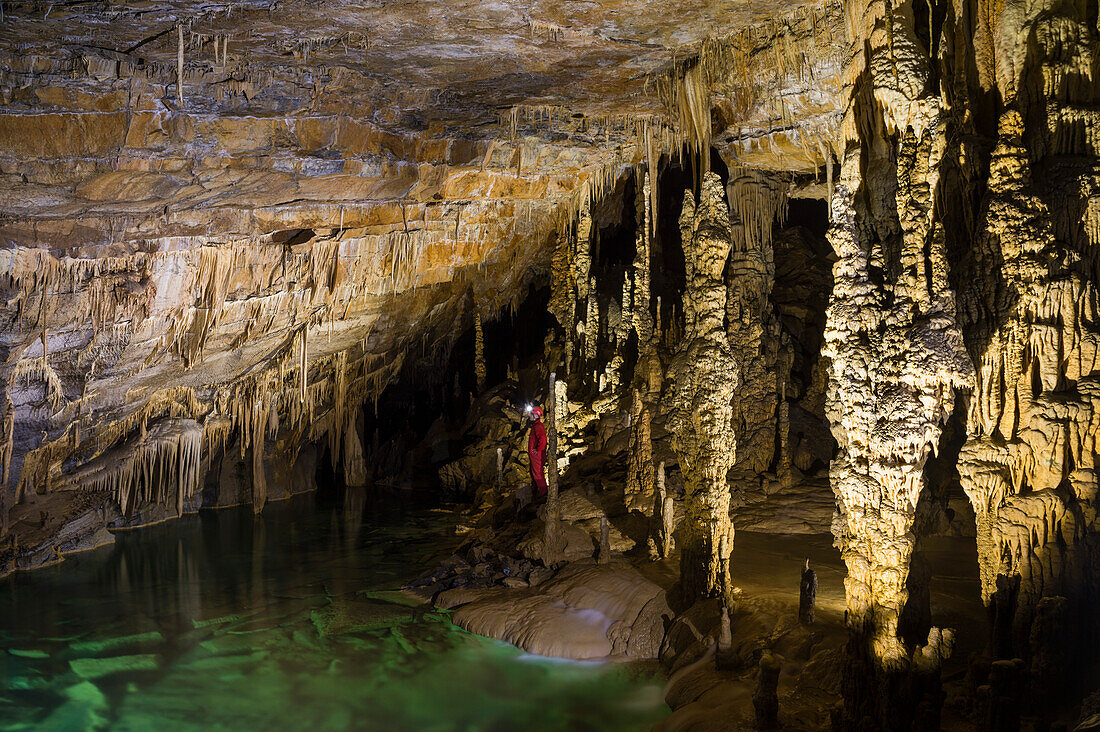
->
<box><xmin>654</xmin><ymin>157</ymin><xmax>691</xmax><ymax>329</ymax></box>
<box><xmin>343</xmin><ymin>283</ymin><xmax>554</xmax><ymax>498</ymax></box>
<box><xmin>772</xmin><ymin>194</ymin><xmax>837</xmax><ymax>476</ymax></box>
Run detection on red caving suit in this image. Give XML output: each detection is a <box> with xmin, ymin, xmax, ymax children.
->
<box><xmin>528</xmin><ymin>419</ymin><xmax>548</xmax><ymax>498</ymax></box>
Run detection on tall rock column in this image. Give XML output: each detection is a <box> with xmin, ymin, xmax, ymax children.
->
<box><xmin>952</xmin><ymin>0</ymin><xmax>1100</xmax><ymax>659</ymax></box>
<box><xmin>626</xmin><ymin>170</ymin><xmax>662</xmax><ymax>514</ymax></box>
<box><xmin>667</xmin><ymin>173</ymin><xmax>739</xmax><ymax>600</ymax></box>
<box><xmin>824</xmin><ymin>0</ymin><xmax>972</xmax><ymax>723</ymax></box>
<box><xmin>725</xmin><ymin>169</ymin><xmax>788</xmax><ymax>483</ymax></box>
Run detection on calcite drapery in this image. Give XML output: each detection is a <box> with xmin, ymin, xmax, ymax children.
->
<box><xmin>667</xmin><ymin>172</ymin><xmax>739</xmax><ymax>600</ymax></box>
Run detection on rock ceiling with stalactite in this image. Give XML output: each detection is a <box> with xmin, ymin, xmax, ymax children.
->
<box><xmin>0</xmin><ymin>0</ymin><xmax>844</xmax><ymax>553</ymax></box>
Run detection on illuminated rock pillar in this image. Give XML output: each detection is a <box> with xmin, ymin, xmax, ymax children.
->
<box><xmin>667</xmin><ymin>173</ymin><xmax>739</xmax><ymax>600</ymax></box>
<box><xmin>542</xmin><ymin>371</ymin><xmax>565</xmax><ymax>564</ymax></box>
<box><xmin>824</xmin><ymin>0</ymin><xmax>972</xmax><ymax>722</ymax></box>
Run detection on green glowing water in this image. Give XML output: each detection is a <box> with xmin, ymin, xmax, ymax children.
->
<box><xmin>0</xmin><ymin>494</ymin><xmax>669</xmax><ymax>730</ymax></box>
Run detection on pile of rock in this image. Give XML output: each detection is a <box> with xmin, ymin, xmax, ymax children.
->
<box><xmin>406</xmin><ymin>542</ymin><xmax>554</xmax><ymax>601</ymax></box>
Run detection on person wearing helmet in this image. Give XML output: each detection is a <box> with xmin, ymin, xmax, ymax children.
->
<box><xmin>526</xmin><ymin>405</ymin><xmax>548</xmax><ymax>498</ymax></box>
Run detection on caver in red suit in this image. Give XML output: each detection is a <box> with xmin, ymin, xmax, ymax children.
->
<box><xmin>527</xmin><ymin>406</ymin><xmax>548</xmax><ymax>498</ymax></box>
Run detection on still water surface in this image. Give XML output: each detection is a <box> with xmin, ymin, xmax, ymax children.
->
<box><xmin>0</xmin><ymin>493</ymin><xmax>669</xmax><ymax>730</ymax></box>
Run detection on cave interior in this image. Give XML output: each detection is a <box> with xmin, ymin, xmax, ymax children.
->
<box><xmin>2</xmin><ymin>0</ymin><xmax>1100</xmax><ymax>729</ymax></box>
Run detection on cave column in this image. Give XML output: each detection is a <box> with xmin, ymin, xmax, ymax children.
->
<box><xmin>668</xmin><ymin>174</ymin><xmax>739</xmax><ymax>600</ymax></box>
<box><xmin>724</xmin><ymin>169</ymin><xmax>787</xmax><ymax>482</ymax></box>
<box><xmin>956</xmin><ymin>90</ymin><xmax>1100</xmax><ymax>657</ymax></box>
<box><xmin>627</xmin><ymin>170</ymin><xmax>663</xmax><ymax>514</ymax></box>
<box><xmin>823</xmin><ymin>0</ymin><xmax>973</xmax><ymax>722</ymax></box>
<box><xmin>542</xmin><ymin>371</ymin><xmax>565</xmax><ymax>564</ymax></box>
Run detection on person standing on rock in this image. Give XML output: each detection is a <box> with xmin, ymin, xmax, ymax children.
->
<box><xmin>526</xmin><ymin>404</ymin><xmax>548</xmax><ymax>499</ymax></box>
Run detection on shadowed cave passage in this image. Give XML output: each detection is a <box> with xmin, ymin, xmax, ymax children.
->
<box><xmin>3</xmin><ymin>0</ymin><xmax>1100</xmax><ymax>728</ymax></box>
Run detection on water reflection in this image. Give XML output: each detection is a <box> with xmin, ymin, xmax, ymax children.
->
<box><xmin>0</xmin><ymin>493</ymin><xmax>668</xmax><ymax>731</ymax></box>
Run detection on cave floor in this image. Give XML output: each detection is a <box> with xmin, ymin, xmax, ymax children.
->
<box><xmin>641</xmin><ymin>531</ymin><xmax>984</xmax><ymax>652</ymax></box>
<box><xmin>636</xmin><ymin>530</ymin><xmax>986</xmax><ymax>730</ymax></box>
<box><xmin>0</xmin><ymin>493</ymin><xmax>669</xmax><ymax>731</ymax></box>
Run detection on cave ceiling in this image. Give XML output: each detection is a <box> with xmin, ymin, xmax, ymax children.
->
<box><xmin>0</xmin><ymin>0</ymin><xmax>844</xmax><ymax>520</ymax></box>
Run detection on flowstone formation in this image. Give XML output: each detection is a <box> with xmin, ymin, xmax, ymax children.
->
<box><xmin>666</xmin><ymin>173</ymin><xmax>739</xmax><ymax>601</ymax></box>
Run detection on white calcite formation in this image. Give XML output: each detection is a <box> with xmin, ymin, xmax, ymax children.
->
<box><xmin>822</xmin><ymin>0</ymin><xmax>972</xmax><ymax>722</ymax></box>
<box><xmin>666</xmin><ymin>173</ymin><xmax>740</xmax><ymax>600</ymax></box>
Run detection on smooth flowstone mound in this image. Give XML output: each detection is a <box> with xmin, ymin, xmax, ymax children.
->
<box><xmin>450</xmin><ymin>560</ymin><xmax>671</xmax><ymax>660</ymax></box>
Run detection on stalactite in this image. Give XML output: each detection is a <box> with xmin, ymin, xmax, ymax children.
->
<box><xmin>0</xmin><ymin>399</ymin><xmax>12</xmax><ymax>487</ymax></box>
<box><xmin>342</xmin><ymin>412</ymin><xmax>368</xmax><ymax>487</ymax></box>
<box><xmin>177</xmin><ymin>23</ymin><xmax>185</xmax><ymax>105</ymax></box>
<box><xmin>298</xmin><ymin>326</ymin><xmax>308</xmax><ymax>406</ymax></box>
<box><xmin>69</xmin><ymin>419</ymin><xmax>202</xmax><ymax>517</ymax></box>
<box><xmin>11</xmin><ymin>356</ymin><xmax>66</xmax><ymax>413</ymax></box>
<box><xmin>251</xmin><ymin>397</ymin><xmax>267</xmax><ymax>515</ymax></box>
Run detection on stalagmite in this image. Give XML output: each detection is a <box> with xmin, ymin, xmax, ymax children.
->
<box><xmin>597</xmin><ymin>516</ymin><xmax>611</xmax><ymax>564</ymax></box>
<box><xmin>753</xmin><ymin>651</ymin><xmax>781</xmax><ymax>729</ymax></box>
<box><xmin>716</xmin><ymin>605</ymin><xmax>734</xmax><ymax>669</ymax></box>
<box><xmin>991</xmin><ymin>574</ymin><xmax>1021</xmax><ymax>661</ymax></box>
<box><xmin>496</xmin><ymin>447</ymin><xmax>503</xmax><ymax>490</ymax></box>
<box><xmin>667</xmin><ymin>174</ymin><xmax>739</xmax><ymax>600</ymax></box>
<box><xmin>624</xmin><ymin>390</ymin><xmax>654</xmax><ymax>513</ymax></box>
<box><xmin>652</xmin><ymin>461</ymin><xmax>675</xmax><ymax>559</ymax></box>
<box><xmin>985</xmin><ymin>659</ymin><xmax>1025</xmax><ymax>732</ymax></box>
<box><xmin>799</xmin><ymin>559</ymin><xmax>817</xmax><ymax>626</ymax></box>
<box><xmin>1028</xmin><ymin>596</ymin><xmax>1068</xmax><ymax>727</ymax></box>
